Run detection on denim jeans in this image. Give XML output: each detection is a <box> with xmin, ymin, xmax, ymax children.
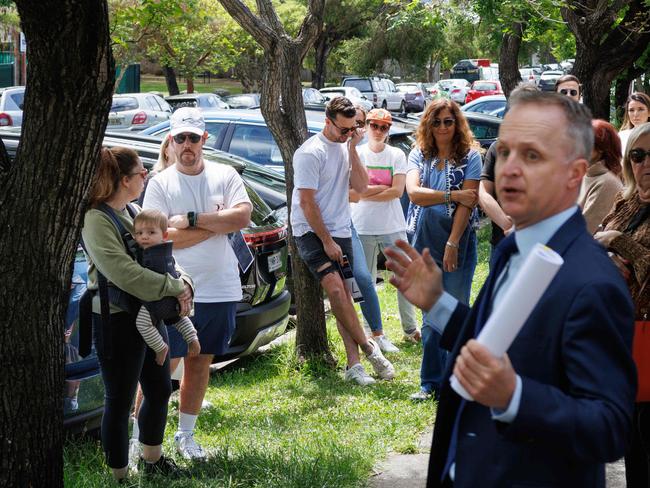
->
<box><xmin>358</xmin><ymin>231</ymin><xmax>419</xmax><ymax>334</ymax></box>
<box><xmin>420</xmin><ymin>230</ymin><xmax>478</xmax><ymax>393</ymax></box>
<box><xmin>351</xmin><ymin>225</ymin><xmax>384</xmax><ymax>333</ymax></box>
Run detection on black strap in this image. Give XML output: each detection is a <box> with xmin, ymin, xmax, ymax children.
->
<box><xmin>625</xmin><ymin>204</ymin><xmax>650</xmax><ymax>234</ymax></box>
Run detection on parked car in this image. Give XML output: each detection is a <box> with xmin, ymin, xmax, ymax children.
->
<box><xmin>450</xmin><ymin>59</ymin><xmax>490</xmax><ymax>83</ymax></box>
<box><xmin>461</xmin><ymin>94</ymin><xmax>507</xmax><ymax>118</ymax></box>
<box><xmin>437</xmin><ymin>79</ymin><xmax>472</xmax><ymax>105</ymax></box>
<box><xmin>425</xmin><ymin>81</ymin><xmax>452</xmax><ymax>101</ymax></box>
<box><xmin>319</xmin><ymin>86</ymin><xmax>373</xmax><ymax>111</ymax></box>
<box><xmin>301</xmin><ymin>88</ymin><xmax>328</xmax><ymax>110</ymax></box>
<box><xmin>143</xmin><ymin>109</ymin><xmax>414</xmax><ymax>174</ymax></box>
<box><xmin>223</xmin><ymin>93</ymin><xmax>261</xmax><ymax>109</ymax></box>
<box><xmin>341</xmin><ymin>76</ymin><xmax>403</xmax><ymax>111</ymax></box>
<box><xmin>538</xmin><ymin>70</ymin><xmax>565</xmax><ymax>92</ymax></box>
<box><xmin>165</xmin><ymin>93</ymin><xmax>230</xmax><ymax>111</ymax></box>
<box><xmin>0</xmin><ymin>127</ymin><xmax>291</xmax><ymax>435</ymax></box>
<box><xmin>395</xmin><ymin>82</ymin><xmax>429</xmax><ymax>113</ymax></box>
<box><xmin>464</xmin><ymin>80</ymin><xmax>503</xmax><ymax>104</ymax></box>
<box><xmin>519</xmin><ymin>67</ymin><xmax>542</xmax><ymax>85</ymax></box>
<box><xmin>0</xmin><ymin>86</ymin><xmax>24</xmax><ymax>127</ymax></box>
<box><xmin>108</xmin><ymin>93</ymin><xmax>173</xmax><ymax>131</ymax></box>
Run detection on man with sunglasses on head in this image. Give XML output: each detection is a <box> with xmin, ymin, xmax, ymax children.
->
<box><xmin>291</xmin><ymin>96</ymin><xmax>395</xmax><ymax>386</ymax></box>
<box><xmin>143</xmin><ymin>107</ymin><xmax>252</xmax><ymax>460</ymax></box>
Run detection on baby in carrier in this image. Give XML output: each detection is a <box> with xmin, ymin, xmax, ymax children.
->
<box><xmin>133</xmin><ymin>209</ymin><xmax>200</xmax><ymax>365</ymax></box>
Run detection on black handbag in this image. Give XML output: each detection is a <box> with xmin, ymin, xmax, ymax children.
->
<box><xmin>411</xmin><ymin>157</ymin><xmax>470</xmax><ymax>267</ymax></box>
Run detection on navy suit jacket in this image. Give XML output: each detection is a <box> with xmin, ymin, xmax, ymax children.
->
<box><xmin>426</xmin><ymin>210</ymin><xmax>636</xmax><ymax>488</ymax></box>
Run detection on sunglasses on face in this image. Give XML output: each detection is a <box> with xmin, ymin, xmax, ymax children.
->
<box><xmin>433</xmin><ymin>118</ymin><xmax>455</xmax><ymax>128</ymax></box>
<box><xmin>128</xmin><ymin>168</ymin><xmax>147</xmax><ymax>178</ymax></box>
<box><xmin>356</xmin><ymin>120</ymin><xmax>365</xmax><ymax>128</ymax></box>
<box><xmin>173</xmin><ymin>133</ymin><xmax>202</xmax><ymax>144</ymax></box>
<box><xmin>559</xmin><ymin>89</ymin><xmax>579</xmax><ymax>97</ymax></box>
<box><xmin>328</xmin><ymin>117</ymin><xmax>356</xmax><ymax>135</ymax></box>
<box><xmin>368</xmin><ymin>122</ymin><xmax>390</xmax><ymax>133</ymax></box>
<box><xmin>630</xmin><ymin>148</ymin><xmax>650</xmax><ymax>164</ymax></box>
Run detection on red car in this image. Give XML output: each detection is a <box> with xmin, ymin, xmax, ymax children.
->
<box><xmin>464</xmin><ymin>80</ymin><xmax>503</xmax><ymax>104</ymax></box>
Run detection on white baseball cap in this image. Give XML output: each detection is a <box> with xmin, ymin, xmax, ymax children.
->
<box><xmin>169</xmin><ymin>107</ymin><xmax>205</xmax><ymax>137</ymax></box>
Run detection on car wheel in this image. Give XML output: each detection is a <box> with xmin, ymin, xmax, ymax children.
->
<box><xmin>381</xmin><ymin>100</ymin><xmax>387</xmax><ymax>110</ymax></box>
<box><xmin>400</xmin><ymin>101</ymin><xmax>406</xmax><ymax>114</ymax></box>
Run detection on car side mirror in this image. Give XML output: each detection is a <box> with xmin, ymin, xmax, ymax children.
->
<box><xmin>361</xmin><ymin>95</ymin><xmax>367</xmax><ymax>100</ymax></box>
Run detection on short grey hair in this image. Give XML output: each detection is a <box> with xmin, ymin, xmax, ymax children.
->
<box><xmin>507</xmin><ymin>89</ymin><xmax>593</xmax><ymax>162</ymax></box>
<box><xmin>622</xmin><ymin>122</ymin><xmax>650</xmax><ymax>199</ymax></box>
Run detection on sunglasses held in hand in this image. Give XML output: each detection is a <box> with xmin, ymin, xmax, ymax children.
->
<box><xmin>173</xmin><ymin>133</ymin><xmax>202</xmax><ymax>144</ymax></box>
<box><xmin>630</xmin><ymin>148</ymin><xmax>650</xmax><ymax>164</ymax></box>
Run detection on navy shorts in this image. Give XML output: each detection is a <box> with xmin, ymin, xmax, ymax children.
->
<box><xmin>294</xmin><ymin>232</ymin><xmax>353</xmax><ymax>280</ymax></box>
<box><xmin>167</xmin><ymin>301</ymin><xmax>237</xmax><ymax>358</ymax></box>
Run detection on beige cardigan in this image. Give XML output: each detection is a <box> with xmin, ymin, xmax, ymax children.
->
<box><xmin>578</xmin><ymin>161</ymin><xmax>623</xmax><ymax>234</ymax></box>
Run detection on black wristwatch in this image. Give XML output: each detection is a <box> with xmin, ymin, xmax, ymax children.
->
<box><xmin>187</xmin><ymin>211</ymin><xmax>197</xmax><ymax>228</ymax></box>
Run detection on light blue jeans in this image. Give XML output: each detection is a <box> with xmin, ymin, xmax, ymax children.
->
<box><xmin>351</xmin><ymin>225</ymin><xmax>384</xmax><ymax>333</ymax></box>
<box><xmin>358</xmin><ymin>231</ymin><xmax>419</xmax><ymax>334</ymax></box>
<box><xmin>420</xmin><ymin>230</ymin><xmax>477</xmax><ymax>393</ymax></box>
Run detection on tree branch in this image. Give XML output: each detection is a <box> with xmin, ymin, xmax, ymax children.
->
<box><xmin>218</xmin><ymin>0</ymin><xmax>276</xmax><ymax>50</ymax></box>
<box><xmin>256</xmin><ymin>0</ymin><xmax>284</xmax><ymax>33</ymax></box>
<box><xmin>296</xmin><ymin>0</ymin><xmax>325</xmax><ymax>58</ymax></box>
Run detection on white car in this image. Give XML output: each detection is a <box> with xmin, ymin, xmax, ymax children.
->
<box><xmin>538</xmin><ymin>70</ymin><xmax>565</xmax><ymax>92</ymax></box>
<box><xmin>438</xmin><ymin>79</ymin><xmax>472</xmax><ymax>105</ymax></box>
<box><xmin>461</xmin><ymin>94</ymin><xmax>507</xmax><ymax>118</ymax></box>
<box><xmin>319</xmin><ymin>86</ymin><xmax>373</xmax><ymax>111</ymax></box>
<box><xmin>108</xmin><ymin>93</ymin><xmax>173</xmax><ymax>131</ymax></box>
<box><xmin>0</xmin><ymin>86</ymin><xmax>25</xmax><ymax>127</ymax></box>
<box><xmin>341</xmin><ymin>77</ymin><xmax>403</xmax><ymax>111</ymax></box>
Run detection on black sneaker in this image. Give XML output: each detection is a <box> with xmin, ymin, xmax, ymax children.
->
<box><xmin>141</xmin><ymin>455</ymin><xmax>186</xmax><ymax>479</ymax></box>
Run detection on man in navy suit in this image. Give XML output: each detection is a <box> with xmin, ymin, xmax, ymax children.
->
<box><xmin>385</xmin><ymin>89</ymin><xmax>636</xmax><ymax>487</ymax></box>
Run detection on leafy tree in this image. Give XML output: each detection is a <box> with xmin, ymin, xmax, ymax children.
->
<box><xmin>0</xmin><ymin>1</ymin><xmax>114</xmax><ymax>485</ymax></box>
<box><xmin>218</xmin><ymin>0</ymin><xmax>333</xmax><ymax>364</ymax></box>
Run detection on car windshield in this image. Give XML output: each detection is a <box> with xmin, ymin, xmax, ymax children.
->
<box><xmin>344</xmin><ymin>79</ymin><xmax>372</xmax><ymax>92</ymax></box>
<box><xmin>111</xmin><ymin>97</ymin><xmax>139</xmax><ymax>112</ymax></box>
<box><xmin>473</xmin><ymin>82</ymin><xmax>497</xmax><ymax>91</ymax></box>
<box><xmin>224</xmin><ymin>95</ymin><xmax>258</xmax><ymax>108</ymax></box>
<box><xmin>397</xmin><ymin>85</ymin><xmax>418</xmax><ymax>93</ymax></box>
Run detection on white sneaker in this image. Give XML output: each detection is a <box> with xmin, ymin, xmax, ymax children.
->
<box><xmin>174</xmin><ymin>431</ymin><xmax>207</xmax><ymax>460</ymax></box>
<box><xmin>374</xmin><ymin>334</ymin><xmax>400</xmax><ymax>353</ymax></box>
<box><xmin>128</xmin><ymin>438</ymin><xmax>142</xmax><ymax>471</ymax></box>
<box><xmin>366</xmin><ymin>339</ymin><xmax>395</xmax><ymax>380</ymax></box>
<box><xmin>344</xmin><ymin>363</ymin><xmax>376</xmax><ymax>386</ymax></box>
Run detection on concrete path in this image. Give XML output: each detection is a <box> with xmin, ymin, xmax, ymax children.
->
<box><xmin>368</xmin><ymin>426</ymin><xmax>627</xmax><ymax>488</ymax></box>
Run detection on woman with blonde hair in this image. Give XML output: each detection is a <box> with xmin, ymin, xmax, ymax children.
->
<box><xmin>405</xmin><ymin>98</ymin><xmax>480</xmax><ymax>400</ymax></box>
<box><xmin>596</xmin><ymin>122</ymin><xmax>650</xmax><ymax>487</ymax></box>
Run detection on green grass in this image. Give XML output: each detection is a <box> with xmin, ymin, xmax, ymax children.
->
<box><xmin>140</xmin><ymin>75</ymin><xmax>245</xmax><ymax>97</ymax></box>
<box><xmin>63</xmin><ymin>222</ymin><xmax>492</xmax><ymax>487</ymax></box>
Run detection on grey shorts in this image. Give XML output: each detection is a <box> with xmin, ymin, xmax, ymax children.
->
<box><xmin>294</xmin><ymin>232</ymin><xmax>353</xmax><ymax>280</ymax></box>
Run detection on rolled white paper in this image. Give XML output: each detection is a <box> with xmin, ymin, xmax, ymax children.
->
<box><xmin>451</xmin><ymin>243</ymin><xmax>564</xmax><ymax>401</ymax></box>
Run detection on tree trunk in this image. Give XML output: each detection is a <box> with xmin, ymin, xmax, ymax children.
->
<box><xmin>311</xmin><ymin>32</ymin><xmax>330</xmax><ymax>89</ymax></box>
<box><xmin>0</xmin><ymin>1</ymin><xmax>114</xmax><ymax>486</ymax></box>
<box><xmin>498</xmin><ymin>22</ymin><xmax>524</xmax><ymax>98</ymax></box>
<box><xmin>218</xmin><ymin>0</ymin><xmax>332</xmax><ymax>364</ymax></box>
<box><xmin>187</xmin><ymin>76</ymin><xmax>194</xmax><ymax>93</ymax></box>
<box><xmin>164</xmin><ymin>65</ymin><xmax>180</xmax><ymax>95</ymax></box>
<box><xmin>614</xmin><ymin>67</ymin><xmax>642</xmax><ymax>125</ymax></box>
<box><xmin>563</xmin><ymin>0</ymin><xmax>650</xmax><ymax>120</ymax></box>
<box><xmin>261</xmin><ymin>39</ymin><xmax>334</xmax><ymax>364</ymax></box>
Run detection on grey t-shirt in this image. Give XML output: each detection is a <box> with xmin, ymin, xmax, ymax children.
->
<box><xmin>290</xmin><ymin>132</ymin><xmax>352</xmax><ymax>238</ymax></box>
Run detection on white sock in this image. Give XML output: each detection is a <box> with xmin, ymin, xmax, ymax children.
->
<box><xmin>131</xmin><ymin>420</ymin><xmax>140</xmax><ymax>440</ymax></box>
<box><xmin>178</xmin><ymin>412</ymin><xmax>198</xmax><ymax>433</ymax></box>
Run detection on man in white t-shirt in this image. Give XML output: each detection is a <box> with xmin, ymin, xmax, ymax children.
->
<box><xmin>143</xmin><ymin>107</ymin><xmax>252</xmax><ymax>460</ymax></box>
<box><xmin>290</xmin><ymin>96</ymin><xmax>395</xmax><ymax>386</ymax></box>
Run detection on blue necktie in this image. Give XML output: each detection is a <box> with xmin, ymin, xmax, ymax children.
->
<box><xmin>441</xmin><ymin>234</ymin><xmax>519</xmax><ymax>481</ymax></box>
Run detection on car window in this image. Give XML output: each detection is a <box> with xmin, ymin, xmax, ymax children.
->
<box><xmin>158</xmin><ymin>98</ymin><xmax>172</xmax><ymax>112</ymax></box>
<box><xmin>466</xmin><ymin>100</ymin><xmax>503</xmax><ymax>114</ymax></box>
<box><xmin>468</xmin><ymin>121</ymin><xmax>499</xmax><ymax>139</ymax></box>
<box><xmin>111</xmin><ymin>97</ymin><xmax>139</xmax><ymax>112</ymax></box>
<box><xmin>145</xmin><ymin>96</ymin><xmax>161</xmax><ymax>111</ymax></box>
<box><xmin>167</xmin><ymin>99</ymin><xmax>198</xmax><ymax>110</ymax></box>
<box><xmin>229</xmin><ymin>124</ymin><xmax>276</xmax><ymax>166</ymax></box>
<box><xmin>344</xmin><ymin>79</ymin><xmax>372</xmax><ymax>92</ymax></box>
<box><xmin>473</xmin><ymin>82</ymin><xmax>497</xmax><ymax>91</ymax></box>
<box><xmin>6</xmin><ymin>91</ymin><xmax>24</xmax><ymax>110</ymax></box>
<box><xmin>150</xmin><ymin>121</ymin><xmax>226</xmax><ymax>148</ymax></box>
<box><xmin>387</xmin><ymin>133</ymin><xmax>414</xmax><ymax>159</ymax></box>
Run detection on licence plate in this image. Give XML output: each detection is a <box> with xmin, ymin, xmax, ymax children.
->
<box><xmin>268</xmin><ymin>252</ymin><xmax>282</xmax><ymax>272</ymax></box>
<box><xmin>108</xmin><ymin>117</ymin><xmax>121</xmax><ymax>125</ymax></box>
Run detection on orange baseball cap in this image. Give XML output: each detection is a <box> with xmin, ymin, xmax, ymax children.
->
<box><xmin>366</xmin><ymin>108</ymin><xmax>392</xmax><ymax>125</ymax></box>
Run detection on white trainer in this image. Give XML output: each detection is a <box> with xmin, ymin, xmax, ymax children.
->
<box><xmin>174</xmin><ymin>431</ymin><xmax>207</xmax><ymax>460</ymax></box>
<box><xmin>366</xmin><ymin>339</ymin><xmax>395</xmax><ymax>380</ymax></box>
<box><xmin>344</xmin><ymin>363</ymin><xmax>376</xmax><ymax>386</ymax></box>
<box><xmin>127</xmin><ymin>438</ymin><xmax>142</xmax><ymax>472</ymax></box>
<box><xmin>374</xmin><ymin>334</ymin><xmax>400</xmax><ymax>353</ymax></box>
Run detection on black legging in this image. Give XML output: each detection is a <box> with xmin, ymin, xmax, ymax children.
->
<box><xmin>93</xmin><ymin>312</ymin><xmax>172</xmax><ymax>468</ymax></box>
